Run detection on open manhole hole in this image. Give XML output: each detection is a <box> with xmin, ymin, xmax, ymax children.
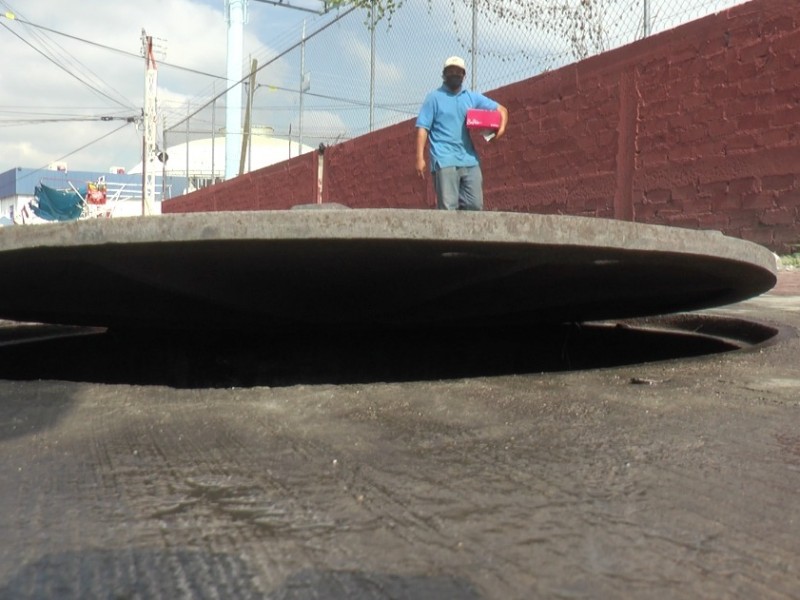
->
<box><xmin>0</xmin><ymin>314</ymin><xmax>782</xmax><ymax>388</ymax></box>
<box><xmin>0</xmin><ymin>211</ymin><xmax>780</xmax><ymax>387</ymax></box>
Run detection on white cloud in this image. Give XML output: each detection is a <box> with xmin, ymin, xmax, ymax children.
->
<box><xmin>0</xmin><ymin>0</ymin><xmax>750</xmax><ymax>175</ymax></box>
<box><xmin>300</xmin><ymin>110</ymin><xmax>349</xmax><ymax>143</ymax></box>
<box><xmin>0</xmin><ymin>0</ymin><xmax>287</xmax><ymax>172</ymax></box>
<box><xmin>343</xmin><ymin>36</ymin><xmax>403</xmax><ymax>86</ymax></box>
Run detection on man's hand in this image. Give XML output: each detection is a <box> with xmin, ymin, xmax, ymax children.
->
<box><xmin>492</xmin><ymin>104</ymin><xmax>509</xmax><ymax>141</ymax></box>
<box><xmin>416</xmin><ymin>127</ymin><xmax>429</xmax><ymax>178</ymax></box>
<box><xmin>416</xmin><ymin>156</ymin><xmax>427</xmax><ymax>179</ymax></box>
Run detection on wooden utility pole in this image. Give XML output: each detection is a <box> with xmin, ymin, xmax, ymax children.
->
<box><xmin>239</xmin><ymin>59</ymin><xmax>258</xmax><ymax>176</ymax></box>
<box><xmin>141</xmin><ymin>30</ymin><xmax>158</xmax><ymax>215</ymax></box>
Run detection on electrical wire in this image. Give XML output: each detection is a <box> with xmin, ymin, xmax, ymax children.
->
<box><xmin>0</xmin><ymin>107</ymin><xmax>135</xmax><ymax>115</ymax></box>
<box><xmin>0</xmin><ymin>2</ymin><xmax>368</xmax><ymax>163</ymax></box>
<box><xmin>0</xmin><ymin>14</ymin><xmax>135</xmax><ymax>110</ymax></box>
<box><xmin>15</xmin><ymin>120</ymin><xmax>134</xmax><ymax>181</ymax></box>
<box><xmin>0</xmin><ymin>3</ymin><xmax>354</xmax><ymax>132</ymax></box>
<box><xmin>158</xmin><ymin>6</ymin><xmax>345</xmax><ymax>126</ymax></box>
<box><xmin>0</xmin><ymin>5</ymin><xmax>349</xmax><ymax>129</ymax></box>
<box><xmin>1</xmin><ymin>12</ymin><xmax>234</xmax><ymax>82</ymax></box>
<box><xmin>54</xmin><ymin>121</ymin><xmax>133</xmax><ymax>162</ymax></box>
<box><xmin>0</xmin><ymin>115</ymin><xmax>136</xmax><ymax>127</ymax></box>
<box><xmin>1</xmin><ymin>4</ymin><xmax>136</xmax><ymax>109</ymax></box>
<box><xmin>166</xmin><ymin>4</ymin><xmax>358</xmax><ymax>131</ymax></box>
<box><xmin>255</xmin><ymin>83</ymin><xmax>416</xmax><ymax>115</ymax></box>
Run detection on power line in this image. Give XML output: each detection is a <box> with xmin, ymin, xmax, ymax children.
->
<box><xmin>252</xmin><ymin>0</ymin><xmax>331</xmax><ymax>15</ymax></box>
<box><xmin>255</xmin><ymin>83</ymin><xmax>416</xmax><ymax>115</ymax></box>
<box><xmin>1</xmin><ymin>13</ymin><xmax>233</xmax><ymax>81</ymax></box>
<box><xmin>0</xmin><ymin>3</ymin><xmax>336</xmax><ymax>132</ymax></box>
<box><xmin>0</xmin><ymin>106</ymin><xmax>136</xmax><ymax>114</ymax></box>
<box><xmin>2</xmin><ymin>3</ymin><xmax>136</xmax><ymax>109</ymax></box>
<box><xmin>156</xmin><ymin>6</ymin><xmax>346</xmax><ymax>126</ymax></box>
<box><xmin>16</xmin><ymin>121</ymin><xmax>134</xmax><ymax>181</ymax></box>
<box><xmin>0</xmin><ymin>17</ymin><xmax>135</xmax><ymax>110</ymax></box>
<box><xmin>4</xmin><ymin>14</ymin><xmax>142</xmax><ymax>59</ymax></box>
<box><xmin>0</xmin><ymin>5</ymin><xmax>290</xmax><ymax>113</ymax></box>
<box><xmin>0</xmin><ymin>115</ymin><xmax>137</xmax><ymax>127</ymax></box>
<box><xmin>166</xmin><ymin>4</ymin><xmax>358</xmax><ymax>132</ymax></box>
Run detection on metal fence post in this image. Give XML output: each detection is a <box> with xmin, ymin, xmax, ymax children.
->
<box><xmin>471</xmin><ymin>0</ymin><xmax>477</xmax><ymax>89</ymax></box>
<box><xmin>370</xmin><ymin>1</ymin><xmax>375</xmax><ymax>132</ymax></box>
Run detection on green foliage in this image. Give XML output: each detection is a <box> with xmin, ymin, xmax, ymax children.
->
<box><xmin>326</xmin><ymin>0</ymin><xmax>407</xmax><ymax>28</ymax></box>
<box><xmin>327</xmin><ymin>0</ymin><xmax>611</xmax><ymax>60</ymax></box>
<box><xmin>780</xmin><ymin>253</ymin><xmax>800</xmax><ymax>268</ymax></box>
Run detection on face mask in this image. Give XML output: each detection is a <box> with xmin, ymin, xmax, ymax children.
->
<box><xmin>444</xmin><ymin>74</ymin><xmax>464</xmax><ymax>91</ymax></box>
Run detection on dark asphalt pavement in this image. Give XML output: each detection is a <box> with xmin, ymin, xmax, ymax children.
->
<box><xmin>0</xmin><ymin>271</ymin><xmax>799</xmax><ymax>599</ymax></box>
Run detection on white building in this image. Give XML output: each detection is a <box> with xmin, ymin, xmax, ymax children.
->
<box><xmin>128</xmin><ymin>128</ymin><xmax>315</xmax><ymax>194</ymax></box>
<box><xmin>1</xmin><ymin>129</ymin><xmax>314</xmax><ymax>224</ymax></box>
<box><xmin>0</xmin><ymin>165</ymin><xmax>188</xmax><ymax>223</ymax></box>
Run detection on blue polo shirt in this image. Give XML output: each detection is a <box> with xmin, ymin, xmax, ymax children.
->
<box><xmin>416</xmin><ymin>85</ymin><xmax>498</xmax><ymax>171</ymax></box>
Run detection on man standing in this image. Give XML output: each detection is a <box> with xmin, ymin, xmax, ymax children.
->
<box><xmin>415</xmin><ymin>56</ymin><xmax>508</xmax><ymax>211</ymax></box>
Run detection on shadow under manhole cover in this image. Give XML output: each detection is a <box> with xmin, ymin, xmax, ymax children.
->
<box><xmin>0</xmin><ymin>210</ymin><xmax>782</xmax><ymax>387</ymax></box>
<box><xmin>0</xmin><ymin>315</ymin><xmax>783</xmax><ymax>388</ymax></box>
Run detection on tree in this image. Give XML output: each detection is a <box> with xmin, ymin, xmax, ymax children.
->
<box><xmin>326</xmin><ymin>0</ymin><xmax>610</xmax><ymax>60</ymax></box>
<box><xmin>326</xmin><ymin>0</ymin><xmax>407</xmax><ymax>29</ymax></box>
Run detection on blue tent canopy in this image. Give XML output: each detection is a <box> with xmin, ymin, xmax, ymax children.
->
<box><xmin>33</xmin><ymin>183</ymin><xmax>85</xmax><ymax>221</ymax></box>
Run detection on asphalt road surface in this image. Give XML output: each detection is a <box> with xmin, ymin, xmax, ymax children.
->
<box><xmin>1</xmin><ymin>272</ymin><xmax>799</xmax><ymax>599</ymax></box>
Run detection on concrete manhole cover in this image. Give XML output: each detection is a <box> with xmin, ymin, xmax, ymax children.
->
<box><xmin>0</xmin><ymin>210</ymin><xmax>777</xmax><ymax>331</ymax></box>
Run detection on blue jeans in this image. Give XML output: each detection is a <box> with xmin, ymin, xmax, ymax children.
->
<box><xmin>433</xmin><ymin>165</ymin><xmax>483</xmax><ymax>211</ymax></box>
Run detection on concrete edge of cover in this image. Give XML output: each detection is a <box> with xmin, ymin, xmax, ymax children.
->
<box><xmin>0</xmin><ymin>210</ymin><xmax>778</xmax><ymax>330</ymax></box>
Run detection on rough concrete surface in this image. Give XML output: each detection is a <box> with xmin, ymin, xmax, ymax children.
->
<box><xmin>1</xmin><ymin>272</ymin><xmax>799</xmax><ymax>599</ymax></box>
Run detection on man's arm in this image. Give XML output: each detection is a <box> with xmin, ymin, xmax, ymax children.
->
<box><xmin>473</xmin><ymin>93</ymin><xmax>508</xmax><ymax>141</ymax></box>
<box><xmin>416</xmin><ymin>127</ymin><xmax>429</xmax><ymax>178</ymax></box>
<box><xmin>494</xmin><ymin>104</ymin><xmax>509</xmax><ymax>141</ymax></box>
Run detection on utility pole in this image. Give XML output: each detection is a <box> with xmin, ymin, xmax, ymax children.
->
<box><xmin>141</xmin><ymin>30</ymin><xmax>162</xmax><ymax>216</ymax></box>
<box><xmin>185</xmin><ymin>101</ymin><xmax>190</xmax><ymax>186</ymax></box>
<box><xmin>299</xmin><ymin>20</ymin><xmax>310</xmax><ymax>152</ymax></box>
<box><xmin>211</xmin><ymin>87</ymin><xmax>217</xmax><ymax>182</ymax></box>
<box><xmin>369</xmin><ymin>2</ymin><xmax>375</xmax><ymax>131</ymax></box>
<box><xmin>161</xmin><ymin>114</ymin><xmax>167</xmax><ymax>202</ymax></box>
<box><xmin>240</xmin><ymin>59</ymin><xmax>258</xmax><ymax>176</ymax></box>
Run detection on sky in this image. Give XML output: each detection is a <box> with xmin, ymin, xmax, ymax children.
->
<box><xmin>0</xmin><ymin>0</ymin><xmax>747</xmax><ymax>176</ymax></box>
<box><xmin>0</xmin><ymin>0</ymin><xmax>378</xmax><ymax>173</ymax></box>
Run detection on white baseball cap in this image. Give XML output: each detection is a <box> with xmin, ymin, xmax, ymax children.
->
<box><xmin>443</xmin><ymin>56</ymin><xmax>466</xmax><ymax>71</ymax></box>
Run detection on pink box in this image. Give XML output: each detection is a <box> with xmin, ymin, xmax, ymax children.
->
<box><xmin>466</xmin><ymin>109</ymin><xmax>501</xmax><ymax>130</ymax></box>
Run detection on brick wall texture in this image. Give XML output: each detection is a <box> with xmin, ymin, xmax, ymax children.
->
<box><xmin>163</xmin><ymin>0</ymin><xmax>800</xmax><ymax>254</ymax></box>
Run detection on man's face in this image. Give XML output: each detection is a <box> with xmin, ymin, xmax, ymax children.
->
<box><xmin>443</xmin><ymin>67</ymin><xmax>466</xmax><ymax>90</ymax></box>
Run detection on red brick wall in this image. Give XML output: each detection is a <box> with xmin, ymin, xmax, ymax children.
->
<box><xmin>162</xmin><ymin>152</ymin><xmax>317</xmax><ymax>212</ymax></box>
<box><xmin>322</xmin><ymin>125</ymin><xmax>433</xmax><ymax>209</ymax></box>
<box><xmin>163</xmin><ymin>0</ymin><xmax>800</xmax><ymax>253</ymax></box>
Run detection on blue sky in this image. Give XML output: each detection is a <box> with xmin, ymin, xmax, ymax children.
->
<box><xmin>1</xmin><ymin>0</ymin><xmax>471</xmax><ymax>173</ymax></box>
<box><xmin>0</xmin><ymin>0</ymin><xmax>447</xmax><ymax>172</ymax></box>
<box><xmin>0</xmin><ymin>0</ymin><xmax>746</xmax><ymax>174</ymax></box>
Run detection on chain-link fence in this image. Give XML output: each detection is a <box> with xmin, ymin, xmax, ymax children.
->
<box><xmin>161</xmin><ymin>0</ymin><xmax>748</xmax><ymax>189</ymax></box>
